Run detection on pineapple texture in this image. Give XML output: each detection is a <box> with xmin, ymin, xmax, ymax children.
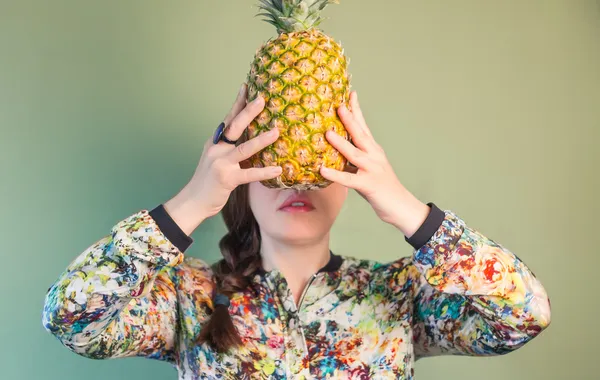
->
<box><xmin>244</xmin><ymin>29</ymin><xmax>351</xmax><ymax>190</ymax></box>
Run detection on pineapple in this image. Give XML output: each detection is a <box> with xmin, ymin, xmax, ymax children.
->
<box><xmin>243</xmin><ymin>0</ymin><xmax>352</xmax><ymax>190</ymax></box>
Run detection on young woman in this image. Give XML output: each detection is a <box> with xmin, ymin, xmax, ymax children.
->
<box><xmin>42</xmin><ymin>85</ymin><xmax>551</xmax><ymax>379</ymax></box>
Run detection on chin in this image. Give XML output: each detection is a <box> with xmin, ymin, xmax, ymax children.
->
<box><xmin>281</xmin><ymin>219</ymin><xmax>323</xmax><ymax>237</ymax></box>
<box><xmin>271</xmin><ymin>230</ymin><xmax>326</xmax><ymax>246</ymax></box>
<box><xmin>266</xmin><ymin>215</ymin><xmax>330</xmax><ymax>245</ymax></box>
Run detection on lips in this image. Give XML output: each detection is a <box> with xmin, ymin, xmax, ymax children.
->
<box><xmin>278</xmin><ymin>192</ymin><xmax>315</xmax><ymax>212</ymax></box>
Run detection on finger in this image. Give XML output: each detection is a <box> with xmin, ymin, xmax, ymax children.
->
<box><xmin>234</xmin><ymin>166</ymin><xmax>283</xmax><ymax>185</ymax></box>
<box><xmin>337</xmin><ymin>103</ymin><xmax>372</xmax><ymax>152</ymax></box>
<box><xmin>349</xmin><ymin>91</ymin><xmax>371</xmax><ymax>135</ymax></box>
<box><xmin>325</xmin><ymin>130</ymin><xmax>369</xmax><ymax>169</ymax></box>
<box><xmin>226</xmin><ymin>95</ymin><xmax>266</xmax><ymax>141</ymax></box>
<box><xmin>227</xmin><ymin>127</ymin><xmax>279</xmax><ymax>162</ymax></box>
<box><xmin>320</xmin><ymin>165</ymin><xmax>364</xmax><ymax>190</ymax></box>
<box><xmin>224</xmin><ymin>83</ymin><xmax>248</xmax><ymax>124</ymax></box>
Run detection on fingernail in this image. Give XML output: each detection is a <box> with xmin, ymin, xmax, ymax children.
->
<box><xmin>239</xmin><ymin>83</ymin><xmax>246</xmax><ymax>96</ymax></box>
<box><xmin>271</xmin><ymin>166</ymin><xmax>282</xmax><ymax>172</ymax></box>
<box><xmin>268</xmin><ymin>128</ymin><xmax>278</xmax><ymax>135</ymax></box>
<box><xmin>253</xmin><ymin>95</ymin><xmax>264</xmax><ymax>104</ymax></box>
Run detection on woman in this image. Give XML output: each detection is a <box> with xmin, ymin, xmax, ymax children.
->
<box><xmin>42</xmin><ymin>85</ymin><xmax>551</xmax><ymax>379</ymax></box>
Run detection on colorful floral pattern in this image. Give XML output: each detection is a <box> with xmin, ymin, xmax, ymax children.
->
<box><xmin>42</xmin><ymin>208</ymin><xmax>551</xmax><ymax>379</ymax></box>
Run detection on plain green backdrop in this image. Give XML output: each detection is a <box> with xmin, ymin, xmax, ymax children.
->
<box><xmin>1</xmin><ymin>0</ymin><xmax>598</xmax><ymax>379</ymax></box>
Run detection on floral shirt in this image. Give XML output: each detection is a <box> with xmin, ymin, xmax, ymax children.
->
<box><xmin>42</xmin><ymin>203</ymin><xmax>551</xmax><ymax>379</ymax></box>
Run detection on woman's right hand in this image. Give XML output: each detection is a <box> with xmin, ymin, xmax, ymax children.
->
<box><xmin>163</xmin><ymin>84</ymin><xmax>281</xmax><ymax>235</ymax></box>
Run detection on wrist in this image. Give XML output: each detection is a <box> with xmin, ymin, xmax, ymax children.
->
<box><xmin>389</xmin><ymin>188</ymin><xmax>431</xmax><ymax>238</ymax></box>
<box><xmin>163</xmin><ymin>188</ymin><xmax>208</xmax><ymax>236</ymax></box>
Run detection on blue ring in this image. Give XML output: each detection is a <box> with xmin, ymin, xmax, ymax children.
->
<box><xmin>212</xmin><ymin>122</ymin><xmax>237</xmax><ymax>145</ymax></box>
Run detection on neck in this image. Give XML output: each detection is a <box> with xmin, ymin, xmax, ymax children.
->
<box><xmin>260</xmin><ymin>233</ymin><xmax>331</xmax><ymax>305</ymax></box>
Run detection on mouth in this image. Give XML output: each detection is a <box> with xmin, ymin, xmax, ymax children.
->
<box><xmin>278</xmin><ymin>193</ymin><xmax>315</xmax><ymax>212</ymax></box>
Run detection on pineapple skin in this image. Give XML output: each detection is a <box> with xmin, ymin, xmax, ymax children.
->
<box><xmin>244</xmin><ymin>28</ymin><xmax>351</xmax><ymax>190</ymax></box>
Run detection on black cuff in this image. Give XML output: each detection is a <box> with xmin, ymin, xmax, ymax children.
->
<box><xmin>149</xmin><ymin>204</ymin><xmax>194</xmax><ymax>253</ymax></box>
<box><xmin>404</xmin><ymin>202</ymin><xmax>445</xmax><ymax>250</ymax></box>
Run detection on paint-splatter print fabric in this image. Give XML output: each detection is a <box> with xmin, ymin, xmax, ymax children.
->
<box><xmin>42</xmin><ymin>208</ymin><xmax>551</xmax><ymax>379</ymax></box>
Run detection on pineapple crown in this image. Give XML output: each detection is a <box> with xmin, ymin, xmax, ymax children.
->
<box><xmin>256</xmin><ymin>0</ymin><xmax>339</xmax><ymax>34</ymax></box>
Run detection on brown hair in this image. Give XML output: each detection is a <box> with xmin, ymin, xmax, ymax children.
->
<box><xmin>195</xmin><ymin>181</ymin><xmax>262</xmax><ymax>353</ymax></box>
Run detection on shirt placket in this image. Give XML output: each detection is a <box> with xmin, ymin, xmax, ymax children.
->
<box><xmin>264</xmin><ymin>271</ymin><xmax>318</xmax><ymax>378</ymax></box>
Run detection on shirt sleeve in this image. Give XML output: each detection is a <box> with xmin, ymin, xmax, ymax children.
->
<box><xmin>385</xmin><ymin>205</ymin><xmax>551</xmax><ymax>360</ymax></box>
<box><xmin>412</xmin><ymin>207</ymin><xmax>551</xmax><ymax>359</ymax></box>
<box><xmin>41</xmin><ymin>208</ymin><xmax>197</xmax><ymax>363</ymax></box>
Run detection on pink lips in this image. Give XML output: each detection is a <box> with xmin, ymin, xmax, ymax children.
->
<box><xmin>278</xmin><ymin>193</ymin><xmax>315</xmax><ymax>212</ymax></box>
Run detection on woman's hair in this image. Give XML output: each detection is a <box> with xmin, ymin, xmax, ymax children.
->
<box><xmin>195</xmin><ymin>181</ymin><xmax>262</xmax><ymax>353</ymax></box>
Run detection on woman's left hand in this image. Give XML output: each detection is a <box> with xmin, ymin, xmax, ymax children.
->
<box><xmin>320</xmin><ymin>91</ymin><xmax>430</xmax><ymax>236</ymax></box>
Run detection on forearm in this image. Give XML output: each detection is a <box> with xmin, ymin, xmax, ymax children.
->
<box><xmin>163</xmin><ymin>186</ymin><xmax>209</xmax><ymax>236</ymax></box>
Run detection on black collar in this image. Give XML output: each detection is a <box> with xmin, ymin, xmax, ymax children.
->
<box><xmin>318</xmin><ymin>250</ymin><xmax>343</xmax><ymax>272</ymax></box>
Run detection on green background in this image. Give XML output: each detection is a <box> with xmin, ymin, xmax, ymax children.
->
<box><xmin>1</xmin><ymin>0</ymin><xmax>598</xmax><ymax>379</ymax></box>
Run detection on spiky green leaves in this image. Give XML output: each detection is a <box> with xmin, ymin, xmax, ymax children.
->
<box><xmin>256</xmin><ymin>0</ymin><xmax>340</xmax><ymax>34</ymax></box>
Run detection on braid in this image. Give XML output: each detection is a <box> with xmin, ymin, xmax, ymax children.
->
<box><xmin>196</xmin><ymin>183</ymin><xmax>262</xmax><ymax>353</ymax></box>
